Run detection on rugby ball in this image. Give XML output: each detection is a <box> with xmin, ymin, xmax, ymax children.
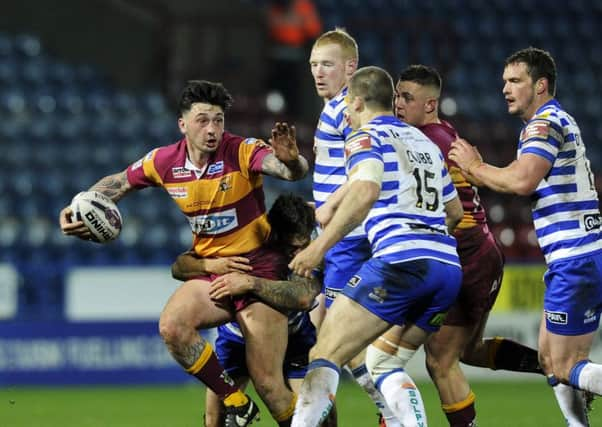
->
<box><xmin>70</xmin><ymin>191</ymin><xmax>122</xmax><ymax>243</ymax></box>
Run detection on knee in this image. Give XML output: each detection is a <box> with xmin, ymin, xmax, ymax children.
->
<box><xmin>425</xmin><ymin>348</ymin><xmax>454</xmax><ymax>378</ymax></box>
<box><xmin>366</xmin><ymin>344</ymin><xmax>414</xmax><ymax>384</ymax></box>
<box><xmin>538</xmin><ymin>352</ymin><xmax>553</xmax><ymax>376</ymax></box>
<box><xmin>459</xmin><ymin>341</ymin><xmax>483</xmax><ymax>365</ymax></box>
<box><xmin>159</xmin><ymin>311</ymin><xmax>186</xmax><ymax>345</ymax></box>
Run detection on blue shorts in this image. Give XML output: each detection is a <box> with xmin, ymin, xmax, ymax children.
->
<box><xmin>543</xmin><ymin>251</ymin><xmax>602</xmax><ymax>335</ymax></box>
<box><xmin>341</xmin><ymin>258</ymin><xmax>462</xmax><ymax>332</ymax></box>
<box><xmin>323</xmin><ymin>237</ymin><xmax>371</xmax><ymax>308</ymax></box>
<box><xmin>215</xmin><ymin>318</ymin><xmax>316</xmax><ymax>380</ymax></box>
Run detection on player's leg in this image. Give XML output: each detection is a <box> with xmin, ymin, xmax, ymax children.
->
<box><xmin>237</xmin><ymin>301</ymin><xmax>295</xmax><ymax>426</ymax></box>
<box><xmin>460</xmin><ymin>312</ymin><xmax>542</xmax><ymax>374</ymax></box>
<box><xmin>458</xmin><ymin>236</ymin><xmax>542</xmax><ymax>374</ymax></box>
<box><xmin>292</xmin><ymin>294</ymin><xmax>392</xmax><ymax>427</ymax></box>
<box><xmin>425</xmin><ymin>323</ymin><xmax>475</xmax><ymax>427</ymax></box>
<box><xmin>323</xmin><ymin>239</ymin><xmax>395</xmax><ymax>426</ymax></box>
<box><xmin>538</xmin><ymin>316</ymin><xmax>591</xmax><ymax>427</ymax></box>
<box><xmin>345</xmin><ymin>348</ymin><xmax>400</xmax><ymax>427</ymax></box>
<box><xmin>538</xmin><ymin>254</ymin><xmax>602</xmax><ymax>426</ymax></box>
<box><xmin>286</xmin><ymin>319</ymin><xmax>338</xmax><ymax>427</ymax></box>
<box><xmin>367</xmin><ymin>325</ymin><xmax>429</xmax><ymax>427</ymax></box>
<box><xmin>205</xmin><ymin>377</ymin><xmax>249</xmax><ymax>427</ymax></box>
<box><xmin>424</xmin><ymin>239</ymin><xmax>499</xmax><ymax>427</ymax></box>
<box><xmin>310</xmin><ymin>293</ymin><xmax>327</xmax><ymax>330</ymax></box>
<box><xmin>158</xmin><ymin>279</ymin><xmax>251</xmax><ymax>411</ymax></box>
<box><xmin>365</xmin><ymin>258</ymin><xmax>462</xmax><ymax>427</ymax></box>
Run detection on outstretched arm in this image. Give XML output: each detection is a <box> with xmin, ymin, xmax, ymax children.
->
<box><xmin>261</xmin><ymin>122</ymin><xmax>309</xmax><ymax>181</ymax></box>
<box><xmin>209</xmin><ymin>272</ymin><xmax>321</xmax><ymax>312</ymax></box>
<box><xmin>449</xmin><ymin>138</ymin><xmax>551</xmax><ymax>195</ymax></box>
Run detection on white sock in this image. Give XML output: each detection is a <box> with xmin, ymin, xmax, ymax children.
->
<box><xmin>553</xmin><ymin>383</ymin><xmax>589</xmax><ymax>427</ymax></box>
<box><xmin>350</xmin><ymin>364</ymin><xmax>402</xmax><ymax>427</ymax></box>
<box><xmin>570</xmin><ymin>360</ymin><xmax>602</xmax><ymax>395</ymax></box>
<box><xmin>292</xmin><ymin>359</ymin><xmax>340</xmax><ymax>427</ymax></box>
<box><xmin>377</xmin><ymin>369</ymin><xmax>427</xmax><ymax>427</ymax></box>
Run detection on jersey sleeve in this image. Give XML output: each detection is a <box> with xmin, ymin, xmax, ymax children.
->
<box><xmin>239</xmin><ymin>138</ymin><xmax>274</xmax><ymax>174</ymax></box>
<box><xmin>126</xmin><ymin>148</ymin><xmax>162</xmax><ymax>188</ymax></box>
<box><xmin>344</xmin><ymin>130</ymin><xmax>383</xmax><ymax>169</ymax></box>
<box><xmin>519</xmin><ymin>115</ymin><xmax>563</xmax><ymax>164</ymax></box>
<box><xmin>440</xmin><ymin>153</ymin><xmax>458</xmax><ymax>204</ymax></box>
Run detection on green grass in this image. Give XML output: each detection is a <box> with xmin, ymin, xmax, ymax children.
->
<box><xmin>1</xmin><ymin>380</ymin><xmax>600</xmax><ymax>426</ymax></box>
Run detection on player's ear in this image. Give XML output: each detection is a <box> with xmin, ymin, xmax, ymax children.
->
<box><xmin>346</xmin><ymin>58</ymin><xmax>358</xmax><ymax>77</ymax></box>
<box><xmin>536</xmin><ymin>78</ymin><xmax>547</xmax><ymax>95</ymax></box>
<box><xmin>177</xmin><ymin>117</ymin><xmax>186</xmax><ymax>134</ymax></box>
<box><xmin>425</xmin><ymin>98</ymin><xmax>437</xmax><ymax>114</ymax></box>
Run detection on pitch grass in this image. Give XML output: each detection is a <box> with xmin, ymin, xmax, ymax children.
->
<box><xmin>1</xmin><ymin>380</ymin><xmax>600</xmax><ymax>426</ymax></box>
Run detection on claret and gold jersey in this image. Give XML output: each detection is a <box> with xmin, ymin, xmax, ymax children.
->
<box><xmin>127</xmin><ymin>132</ymin><xmax>272</xmax><ymax>257</ymax></box>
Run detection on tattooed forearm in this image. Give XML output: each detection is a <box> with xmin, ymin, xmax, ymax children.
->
<box><xmin>89</xmin><ymin>170</ymin><xmax>133</xmax><ymax>202</ymax></box>
<box><xmin>262</xmin><ymin>154</ymin><xmax>309</xmax><ymax>181</ymax></box>
<box><xmin>252</xmin><ymin>273</ymin><xmax>321</xmax><ymax>312</ymax></box>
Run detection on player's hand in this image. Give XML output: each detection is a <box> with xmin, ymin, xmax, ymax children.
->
<box><xmin>289</xmin><ymin>244</ymin><xmax>324</xmax><ymax>278</ymax></box>
<box><xmin>269</xmin><ymin>122</ymin><xmax>300</xmax><ymax>164</ymax></box>
<box><xmin>449</xmin><ymin>138</ymin><xmax>483</xmax><ymax>173</ymax></box>
<box><xmin>209</xmin><ymin>272</ymin><xmax>254</xmax><ymax>299</ymax></box>
<box><xmin>59</xmin><ymin>205</ymin><xmax>94</xmax><ymax>240</ymax></box>
<box><xmin>315</xmin><ymin>203</ymin><xmax>335</xmax><ymax>227</ymax></box>
<box><xmin>204</xmin><ymin>257</ymin><xmax>252</xmax><ymax>276</ymax></box>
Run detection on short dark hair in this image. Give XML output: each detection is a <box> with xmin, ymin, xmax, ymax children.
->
<box><xmin>178</xmin><ymin>80</ymin><xmax>234</xmax><ymax>116</ymax></box>
<box><xmin>349</xmin><ymin>66</ymin><xmax>394</xmax><ymax>110</ymax></box>
<box><xmin>398</xmin><ymin>65</ymin><xmax>442</xmax><ymax>92</ymax></box>
<box><xmin>505</xmin><ymin>47</ymin><xmax>556</xmax><ymax>96</ymax></box>
<box><xmin>267</xmin><ymin>193</ymin><xmax>315</xmax><ymax>248</ymax></box>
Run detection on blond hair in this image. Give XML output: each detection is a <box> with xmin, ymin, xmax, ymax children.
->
<box><xmin>313</xmin><ymin>27</ymin><xmax>358</xmax><ymax>61</ymax></box>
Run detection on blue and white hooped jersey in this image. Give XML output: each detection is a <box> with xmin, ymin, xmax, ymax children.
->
<box><xmin>314</xmin><ymin>87</ymin><xmax>365</xmax><ymax>239</ymax></box>
<box><xmin>345</xmin><ymin>115</ymin><xmax>460</xmax><ymax>266</ymax></box>
<box><xmin>519</xmin><ymin>99</ymin><xmax>602</xmax><ymax>264</ymax></box>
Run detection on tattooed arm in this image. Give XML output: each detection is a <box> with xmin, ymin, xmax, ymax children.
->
<box><xmin>59</xmin><ymin>169</ymin><xmax>135</xmax><ymax>240</ymax></box>
<box><xmin>209</xmin><ymin>272</ymin><xmax>322</xmax><ymax>312</ymax></box>
<box><xmin>261</xmin><ymin>122</ymin><xmax>309</xmax><ymax>181</ymax></box>
<box><xmin>89</xmin><ymin>169</ymin><xmax>134</xmax><ymax>202</ymax></box>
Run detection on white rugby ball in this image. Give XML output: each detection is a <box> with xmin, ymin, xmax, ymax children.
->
<box><xmin>70</xmin><ymin>191</ymin><xmax>122</xmax><ymax>243</ymax></box>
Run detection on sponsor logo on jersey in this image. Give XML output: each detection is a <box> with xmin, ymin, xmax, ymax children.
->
<box><xmin>131</xmin><ymin>159</ymin><xmax>143</xmax><ymax>170</ymax></box>
<box><xmin>172</xmin><ymin>167</ymin><xmax>192</xmax><ymax>179</ymax></box>
<box><xmin>244</xmin><ymin>138</ymin><xmax>258</xmax><ymax>145</ymax></box>
<box><xmin>167</xmin><ymin>186</ymin><xmax>188</xmax><ymax>199</ymax></box>
<box><xmin>188</xmin><ymin>208</ymin><xmax>238</xmax><ymax>235</ymax></box>
<box><xmin>545</xmin><ymin>310</ymin><xmax>568</xmax><ymax>325</ymax></box>
<box><xmin>218</xmin><ymin>175</ymin><xmax>232</xmax><ymax>192</ymax></box>
<box><xmin>347</xmin><ymin>275</ymin><xmax>362</xmax><ymax>288</ymax></box>
<box><xmin>324</xmin><ymin>287</ymin><xmax>339</xmax><ymax>300</ymax></box>
<box><xmin>521</xmin><ymin>120</ymin><xmax>549</xmax><ymax>140</ymax></box>
<box><xmin>207</xmin><ymin>161</ymin><xmax>224</xmax><ymax>175</ymax></box>
<box><xmin>583</xmin><ymin>213</ymin><xmax>601</xmax><ymax>232</ymax></box>
<box><xmin>428</xmin><ymin>312</ymin><xmax>447</xmax><ymax>327</ymax></box>
<box><xmin>584</xmin><ymin>308</ymin><xmax>597</xmax><ymax>324</ymax></box>
<box><xmin>344</xmin><ymin>135</ymin><xmax>372</xmax><ymax>157</ymax></box>
<box><xmin>368</xmin><ymin>286</ymin><xmax>387</xmax><ymax>303</ymax></box>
